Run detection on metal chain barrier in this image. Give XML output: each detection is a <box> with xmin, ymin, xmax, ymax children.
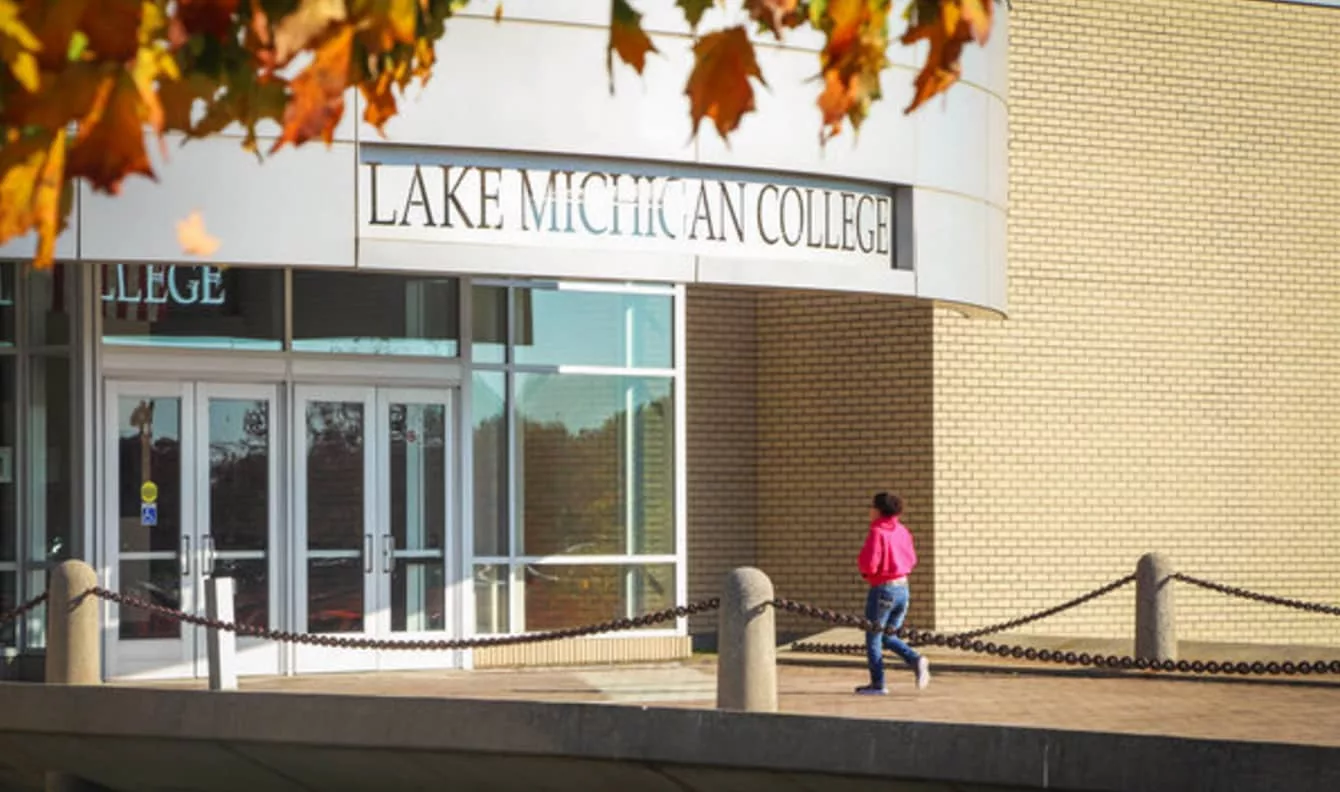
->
<box><xmin>8</xmin><ymin>572</ymin><xmax>1337</xmax><ymax>679</ymax></box>
<box><xmin>0</xmin><ymin>592</ymin><xmax>48</xmax><ymax>627</ymax></box>
<box><xmin>1172</xmin><ymin>573</ymin><xmax>1340</xmax><ymax>617</ymax></box>
<box><xmin>951</xmin><ymin>574</ymin><xmax>1135</xmax><ymax>640</ymax></box>
<box><xmin>88</xmin><ymin>587</ymin><xmax>719</xmax><ymax>651</ymax></box>
<box><xmin>777</xmin><ymin>597</ymin><xmax>1340</xmax><ymax>677</ymax></box>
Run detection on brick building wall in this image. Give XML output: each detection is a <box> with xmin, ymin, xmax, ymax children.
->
<box><xmin>685</xmin><ymin>286</ymin><xmax>936</xmax><ymax>639</ymax></box>
<box><xmin>684</xmin><ymin>287</ymin><xmax>760</xmax><ymax>636</ymax></box>
<box><xmin>932</xmin><ymin>0</ymin><xmax>1340</xmax><ymax>644</ymax></box>
<box><xmin>755</xmin><ymin>293</ymin><xmax>936</xmax><ymax>637</ymax></box>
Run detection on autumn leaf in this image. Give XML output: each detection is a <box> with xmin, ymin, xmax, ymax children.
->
<box><xmin>272</xmin><ymin>0</ymin><xmax>347</xmax><ymax>66</ymax></box>
<box><xmin>360</xmin><ymin>71</ymin><xmax>398</xmax><ymax>131</ymax></box>
<box><xmin>685</xmin><ymin>25</ymin><xmax>765</xmax><ymax>139</ymax></box>
<box><xmin>66</xmin><ymin>72</ymin><xmax>157</xmax><ymax>192</ymax></box>
<box><xmin>80</xmin><ymin>0</ymin><xmax>143</xmax><ymax>62</ymax></box>
<box><xmin>608</xmin><ymin>0</ymin><xmax>657</xmax><ymax>91</ymax></box>
<box><xmin>177</xmin><ymin>210</ymin><xmax>220</xmax><ymax>256</ymax></box>
<box><xmin>0</xmin><ymin>130</ymin><xmax>67</xmax><ymax>269</ymax></box>
<box><xmin>173</xmin><ymin>0</ymin><xmax>240</xmax><ymax>43</ymax></box>
<box><xmin>813</xmin><ymin>0</ymin><xmax>890</xmax><ymax>141</ymax></box>
<box><xmin>18</xmin><ymin>0</ymin><xmax>91</xmax><ymax>70</ymax></box>
<box><xmin>271</xmin><ymin>23</ymin><xmax>354</xmax><ymax>153</ymax></box>
<box><xmin>745</xmin><ymin>0</ymin><xmax>804</xmax><ymax>38</ymax></box>
<box><xmin>359</xmin><ymin>0</ymin><xmax>418</xmax><ymax>53</ymax></box>
<box><xmin>0</xmin><ymin>0</ymin><xmax>41</xmax><ymax>91</ymax></box>
<box><xmin>901</xmin><ymin>0</ymin><xmax>992</xmax><ymax>113</ymax></box>
<box><xmin>158</xmin><ymin>72</ymin><xmax>219</xmax><ymax>133</ymax></box>
<box><xmin>677</xmin><ymin>0</ymin><xmax>714</xmax><ymax>30</ymax></box>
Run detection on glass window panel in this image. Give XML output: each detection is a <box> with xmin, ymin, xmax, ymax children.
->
<box><xmin>472</xmin><ymin>372</ymin><xmax>508</xmax><ymax>557</ymax></box>
<box><xmin>117</xmin><ymin>558</ymin><xmax>182</xmax><ymax>639</ymax></box>
<box><xmin>0</xmin><ymin>359</ymin><xmax>13</xmax><ymax>562</ymax></box>
<box><xmin>208</xmin><ymin>398</ymin><xmax>269</xmax><ymax>553</ymax></box>
<box><xmin>473</xmin><ymin>564</ymin><xmax>510</xmax><ymax>635</ymax></box>
<box><xmin>29</xmin><ymin>355</ymin><xmax>72</xmax><ymax>562</ymax></box>
<box><xmin>214</xmin><ymin>558</ymin><xmax>268</xmax><ymax>630</ymax></box>
<box><xmin>0</xmin><ymin>263</ymin><xmax>15</xmax><ymax>346</ymax></box>
<box><xmin>116</xmin><ymin>396</ymin><xmax>181</xmax><ymax>555</ymax></box>
<box><xmin>101</xmin><ymin>264</ymin><xmax>283</xmax><ymax>350</ymax></box>
<box><xmin>307</xmin><ymin>558</ymin><xmax>364</xmax><ymax>633</ymax></box>
<box><xmin>391</xmin><ymin>559</ymin><xmax>445</xmax><ymax>632</ymax></box>
<box><xmin>1</xmin><ymin>569</ymin><xmax>15</xmax><ymax>646</ymax></box>
<box><xmin>293</xmin><ymin>271</ymin><xmax>459</xmax><ymax>356</ymax></box>
<box><xmin>471</xmin><ymin>285</ymin><xmax>507</xmax><ymax>363</ymax></box>
<box><xmin>390</xmin><ymin>402</ymin><xmax>446</xmax><ymax>552</ymax></box>
<box><xmin>513</xmin><ymin>288</ymin><xmax>672</xmax><ymax>369</ymax></box>
<box><xmin>22</xmin><ymin>567</ymin><xmax>48</xmax><ymax>650</ymax></box>
<box><xmin>517</xmin><ymin>374</ymin><xmax>674</xmax><ymax>556</ymax></box>
<box><xmin>305</xmin><ymin>401</ymin><xmax>364</xmax><ymax>552</ymax></box>
<box><xmin>25</xmin><ymin>263</ymin><xmax>73</xmax><ymax>347</ymax></box>
<box><xmin>523</xmin><ymin>563</ymin><xmax>674</xmax><ymax>632</ymax></box>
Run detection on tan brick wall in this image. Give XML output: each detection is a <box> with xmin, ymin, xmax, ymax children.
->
<box><xmin>932</xmin><ymin>0</ymin><xmax>1340</xmax><ymax>645</ymax></box>
<box><xmin>685</xmin><ymin>286</ymin><xmax>937</xmax><ymax>639</ymax></box>
<box><xmin>685</xmin><ymin>286</ymin><xmax>760</xmax><ymax>635</ymax></box>
<box><xmin>756</xmin><ymin>292</ymin><xmax>936</xmax><ymax>637</ymax></box>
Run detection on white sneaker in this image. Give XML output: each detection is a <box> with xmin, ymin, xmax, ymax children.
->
<box><xmin>855</xmin><ymin>685</ymin><xmax>888</xmax><ymax>696</ymax></box>
<box><xmin>915</xmin><ymin>657</ymin><xmax>931</xmax><ymax>690</ymax></box>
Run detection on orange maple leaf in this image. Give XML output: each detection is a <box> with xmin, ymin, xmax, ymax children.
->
<box><xmin>745</xmin><ymin>0</ymin><xmax>804</xmax><ymax>39</ymax></box>
<box><xmin>0</xmin><ymin>130</ymin><xmax>67</xmax><ymax>269</ymax></box>
<box><xmin>815</xmin><ymin>0</ymin><xmax>890</xmax><ymax>141</ymax></box>
<box><xmin>685</xmin><ymin>25</ymin><xmax>766</xmax><ymax>140</ymax></box>
<box><xmin>177</xmin><ymin>210</ymin><xmax>220</xmax><ymax>257</ymax></box>
<box><xmin>66</xmin><ymin>72</ymin><xmax>157</xmax><ymax>193</ymax></box>
<box><xmin>902</xmin><ymin>0</ymin><xmax>993</xmax><ymax>113</ymax></box>
<box><xmin>607</xmin><ymin>0</ymin><xmax>657</xmax><ymax>91</ymax></box>
<box><xmin>271</xmin><ymin>23</ymin><xmax>354</xmax><ymax>153</ymax></box>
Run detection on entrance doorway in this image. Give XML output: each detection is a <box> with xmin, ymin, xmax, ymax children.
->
<box><xmin>102</xmin><ymin>380</ymin><xmax>460</xmax><ymax>679</ymax></box>
<box><xmin>293</xmin><ymin>386</ymin><xmax>457</xmax><ymax>673</ymax></box>
<box><xmin>103</xmin><ymin>381</ymin><xmax>281</xmax><ymax>680</ymax></box>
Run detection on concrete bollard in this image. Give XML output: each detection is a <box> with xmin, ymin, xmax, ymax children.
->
<box><xmin>206</xmin><ymin>577</ymin><xmax>238</xmax><ymax>692</ymax></box>
<box><xmin>1135</xmin><ymin>553</ymin><xmax>1177</xmax><ymax>662</ymax></box>
<box><xmin>45</xmin><ymin>560</ymin><xmax>101</xmax><ymax>686</ymax></box>
<box><xmin>716</xmin><ymin>567</ymin><xmax>777</xmax><ymax>713</ymax></box>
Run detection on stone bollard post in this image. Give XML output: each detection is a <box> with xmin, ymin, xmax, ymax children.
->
<box><xmin>716</xmin><ymin>567</ymin><xmax>777</xmax><ymax>713</ymax></box>
<box><xmin>206</xmin><ymin>577</ymin><xmax>238</xmax><ymax>692</ymax></box>
<box><xmin>45</xmin><ymin>560</ymin><xmax>101</xmax><ymax>686</ymax></box>
<box><xmin>1135</xmin><ymin>553</ymin><xmax>1177</xmax><ymax>662</ymax></box>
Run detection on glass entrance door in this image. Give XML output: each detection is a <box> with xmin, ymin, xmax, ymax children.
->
<box><xmin>293</xmin><ymin>386</ymin><xmax>456</xmax><ymax>673</ymax></box>
<box><xmin>104</xmin><ymin>381</ymin><xmax>280</xmax><ymax>680</ymax></box>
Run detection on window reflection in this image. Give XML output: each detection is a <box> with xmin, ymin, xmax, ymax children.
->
<box><xmin>517</xmin><ymin>374</ymin><xmax>674</xmax><ymax>556</ymax></box>
<box><xmin>293</xmin><ymin>271</ymin><xmax>460</xmax><ymax>356</ymax></box>
<box><xmin>523</xmin><ymin>564</ymin><xmax>674</xmax><ymax>631</ymax></box>
<box><xmin>472</xmin><ymin>373</ymin><xmax>508</xmax><ymax>557</ymax></box>
<box><xmin>102</xmin><ymin>264</ymin><xmax>283</xmax><ymax>350</ymax></box>
<box><xmin>513</xmin><ymin>288</ymin><xmax>672</xmax><ymax>369</ymax></box>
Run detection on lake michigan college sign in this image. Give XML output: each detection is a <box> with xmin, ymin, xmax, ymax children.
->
<box><xmin>359</xmin><ymin>159</ymin><xmax>897</xmax><ymax>268</ymax></box>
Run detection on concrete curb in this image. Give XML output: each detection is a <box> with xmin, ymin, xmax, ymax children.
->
<box><xmin>1</xmin><ymin>682</ymin><xmax>1338</xmax><ymax>791</ymax></box>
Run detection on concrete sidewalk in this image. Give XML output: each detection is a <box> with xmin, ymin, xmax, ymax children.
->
<box><xmin>120</xmin><ymin>651</ymin><xmax>1340</xmax><ymax>751</ymax></box>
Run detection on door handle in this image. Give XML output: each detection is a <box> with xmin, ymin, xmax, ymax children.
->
<box><xmin>204</xmin><ymin>535</ymin><xmax>217</xmax><ymax>578</ymax></box>
<box><xmin>382</xmin><ymin>534</ymin><xmax>393</xmax><ymax>574</ymax></box>
<box><xmin>363</xmin><ymin>534</ymin><xmax>373</xmax><ymax>574</ymax></box>
<box><xmin>181</xmin><ymin>535</ymin><xmax>191</xmax><ymax>578</ymax></box>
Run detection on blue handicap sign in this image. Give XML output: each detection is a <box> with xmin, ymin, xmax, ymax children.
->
<box><xmin>140</xmin><ymin>503</ymin><xmax>158</xmax><ymax>527</ymax></box>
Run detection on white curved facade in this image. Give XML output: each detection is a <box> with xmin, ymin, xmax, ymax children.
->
<box><xmin>0</xmin><ymin>1</ymin><xmax>1008</xmax><ymax>312</ymax></box>
<box><xmin>0</xmin><ymin>3</ymin><xmax>1007</xmax><ymax>682</ymax></box>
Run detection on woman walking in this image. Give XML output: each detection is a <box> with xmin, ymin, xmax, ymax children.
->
<box><xmin>855</xmin><ymin>492</ymin><xmax>931</xmax><ymax>695</ymax></box>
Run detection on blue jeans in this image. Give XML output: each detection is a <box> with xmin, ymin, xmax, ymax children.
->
<box><xmin>865</xmin><ymin>582</ymin><xmax>921</xmax><ymax>688</ymax></box>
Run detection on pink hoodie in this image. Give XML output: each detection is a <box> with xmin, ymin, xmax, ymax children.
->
<box><xmin>857</xmin><ymin>516</ymin><xmax>918</xmax><ymax>586</ymax></box>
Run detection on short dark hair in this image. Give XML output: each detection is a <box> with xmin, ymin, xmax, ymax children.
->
<box><xmin>872</xmin><ymin>492</ymin><xmax>902</xmax><ymax>518</ymax></box>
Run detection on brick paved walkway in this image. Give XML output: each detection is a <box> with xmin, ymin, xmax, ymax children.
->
<box><xmin>127</xmin><ymin>654</ymin><xmax>1340</xmax><ymax>750</ymax></box>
